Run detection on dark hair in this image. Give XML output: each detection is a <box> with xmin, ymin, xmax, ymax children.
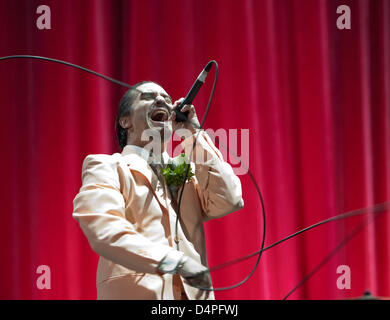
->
<box><xmin>115</xmin><ymin>81</ymin><xmax>159</xmax><ymax>149</ymax></box>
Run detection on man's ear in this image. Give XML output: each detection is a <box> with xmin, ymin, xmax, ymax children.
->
<box><xmin>120</xmin><ymin>115</ymin><xmax>132</xmax><ymax>131</ymax></box>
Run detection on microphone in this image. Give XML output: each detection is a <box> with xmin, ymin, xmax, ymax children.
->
<box><xmin>174</xmin><ymin>61</ymin><xmax>213</xmax><ymax>122</ymax></box>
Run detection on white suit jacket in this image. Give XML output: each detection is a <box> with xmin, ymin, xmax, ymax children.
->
<box><xmin>72</xmin><ymin>130</ymin><xmax>244</xmax><ymax>300</ymax></box>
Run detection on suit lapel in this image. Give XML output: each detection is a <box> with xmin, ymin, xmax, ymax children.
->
<box><xmin>120</xmin><ymin>152</ymin><xmax>169</xmax><ymax>213</ymax></box>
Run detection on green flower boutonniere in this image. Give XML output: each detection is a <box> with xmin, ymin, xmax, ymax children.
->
<box><xmin>162</xmin><ymin>153</ymin><xmax>195</xmax><ymax>189</ymax></box>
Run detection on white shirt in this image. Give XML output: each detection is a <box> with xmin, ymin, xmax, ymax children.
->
<box><xmin>122</xmin><ymin>144</ymin><xmax>171</xmax><ymax>167</ymax></box>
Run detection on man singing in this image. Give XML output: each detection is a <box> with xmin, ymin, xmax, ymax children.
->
<box><xmin>72</xmin><ymin>81</ymin><xmax>244</xmax><ymax>300</ymax></box>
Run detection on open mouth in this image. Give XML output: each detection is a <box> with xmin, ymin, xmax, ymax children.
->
<box><xmin>149</xmin><ymin>108</ymin><xmax>170</xmax><ymax>122</ymax></box>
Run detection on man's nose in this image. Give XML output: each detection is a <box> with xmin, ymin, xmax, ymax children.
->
<box><xmin>155</xmin><ymin>95</ymin><xmax>166</xmax><ymax>106</ymax></box>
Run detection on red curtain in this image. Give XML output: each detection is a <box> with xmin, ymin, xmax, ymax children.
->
<box><xmin>0</xmin><ymin>0</ymin><xmax>389</xmax><ymax>300</ymax></box>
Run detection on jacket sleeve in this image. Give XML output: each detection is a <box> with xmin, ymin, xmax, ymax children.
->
<box><xmin>181</xmin><ymin>130</ymin><xmax>244</xmax><ymax>221</ymax></box>
<box><xmin>72</xmin><ymin>154</ymin><xmax>182</xmax><ymax>274</ymax></box>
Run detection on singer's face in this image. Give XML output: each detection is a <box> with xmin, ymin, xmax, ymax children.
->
<box><xmin>129</xmin><ymin>82</ymin><xmax>174</xmax><ymax>148</ymax></box>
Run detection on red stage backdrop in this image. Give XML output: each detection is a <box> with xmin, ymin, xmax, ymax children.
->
<box><xmin>0</xmin><ymin>0</ymin><xmax>389</xmax><ymax>300</ymax></box>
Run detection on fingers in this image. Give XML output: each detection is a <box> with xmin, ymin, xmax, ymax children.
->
<box><xmin>180</xmin><ymin>104</ymin><xmax>195</xmax><ymax>114</ymax></box>
<box><xmin>172</xmin><ymin>97</ymin><xmax>185</xmax><ymax>109</ymax></box>
<box><xmin>182</xmin><ymin>267</ymin><xmax>211</xmax><ymax>289</ymax></box>
<box><xmin>170</xmin><ymin>98</ymin><xmax>199</xmax><ymax>134</ymax></box>
<box><xmin>177</xmin><ymin>257</ymin><xmax>211</xmax><ymax>289</ymax></box>
<box><xmin>172</xmin><ymin>98</ymin><xmax>195</xmax><ymax>115</ymax></box>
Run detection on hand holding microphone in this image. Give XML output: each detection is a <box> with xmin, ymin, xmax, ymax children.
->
<box><xmin>171</xmin><ymin>98</ymin><xmax>200</xmax><ymax>137</ymax></box>
<box><xmin>170</xmin><ymin>61</ymin><xmax>214</xmax><ymax>137</ymax></box>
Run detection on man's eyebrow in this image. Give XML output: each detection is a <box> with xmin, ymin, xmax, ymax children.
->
<box><xmin>139</xmin><ymin>91</ymin><xmax>155</xmax><ymax>96</ymax></box>
<box><xmin>162</xmin><ymin>93</ymin><xmax>172</xmax><ymax>101</ymax></box>
<box><xmin>140</xmin><ymin>91</ymin><xmax>172</xmax><ymax>100</ymax></box>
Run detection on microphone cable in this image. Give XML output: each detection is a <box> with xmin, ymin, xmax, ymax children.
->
<box><xmin>0</xmin><ymin>55</ymin><xmax>137</xmax><ymax>90</ymax></box>
<box><xmin>207</xmin><ymin>200</ymin><xmax>390</xmax><ymax>273</ymax></box>
<box><xmin>282</xmin><ymin>214</ymin><xmax>374</xmax><ymax>300</ymax></box>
